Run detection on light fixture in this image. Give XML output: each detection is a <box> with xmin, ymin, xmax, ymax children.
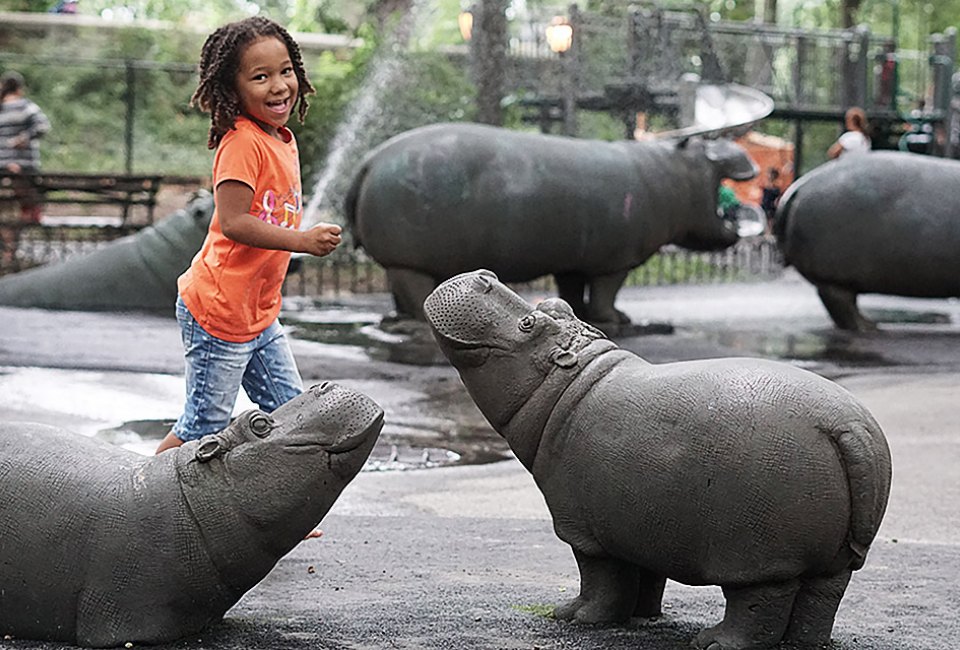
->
<box><xmin>545</xmin><ymin>15</ymin><xmax>573</xmax><ymax>53</ymax></box>
<box><xmin>458</xmin><ymin>10</ymin><xmax>474</xmax><ymax>42</ymax></box>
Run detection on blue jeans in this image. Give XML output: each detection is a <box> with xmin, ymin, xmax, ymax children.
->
<box><xmin>171</xmin><ymin>296</ymin><xmax>303</xmax><ymax>442</ymax></box>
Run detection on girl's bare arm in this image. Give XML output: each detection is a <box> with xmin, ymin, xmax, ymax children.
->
<box><xmin>216</xmin><ymin>180</ymin><xmax>341</xmax><ymax>256</ymax></box>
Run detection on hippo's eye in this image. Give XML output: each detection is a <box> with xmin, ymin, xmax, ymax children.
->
<box><xmin>250</xmin><ymin>413</ymin><xmax>273</xmax><ymax>438</ymax></box>
<box><xmin>518</xmin><ymin>314</ymin><xmax>536</xmax><ymax>332</ymax></box>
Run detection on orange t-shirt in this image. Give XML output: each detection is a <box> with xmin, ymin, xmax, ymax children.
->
<box><xmin>178</xmin><ymin>116</ymin><xmax>302</xmax><ymax>342</ymax></box>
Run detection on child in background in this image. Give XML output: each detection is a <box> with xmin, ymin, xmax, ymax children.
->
<box><xmin>155</xmin><ymin>16</ymin><xmax>342</xmax><ymax>479</ymax></box>
<box><xmin>828</xmin><ymin>107</ymin><xmax>871</xmax><ymax>159</ymax></box>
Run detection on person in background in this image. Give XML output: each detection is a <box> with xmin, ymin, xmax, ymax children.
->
<box><xmin>828</xmin><ymin>107</ymin><xmax>871</xmax><ymax>159</ymax></box>
<box><xmin>717</xmin><ymin>182</ymin><xmax>740</xmax><ymax>222</ymax></box>
<box><xmin>49</xmin><ymin>0</ymin><xmax>79</xmax><ymax>13</ymax></box>
<box><xmin>760</xmin><ymin>167</ymin><xmax>781</xmax><ymax>235</ymax></box>
<box><xmin>0</xmin><ymin>70</ymin><xmax>51</xmax><ymax>224</ymax></box>
<box><xmin>153</xmin><ymin>12</ymin><xmax>343</xmax><ymax>522</ymax></box>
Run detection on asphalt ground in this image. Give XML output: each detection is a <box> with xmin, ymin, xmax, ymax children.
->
<box><xmin>0</xmin><ymin>270</ymin><xmax>957</xmax><ymax>649</ymax></box>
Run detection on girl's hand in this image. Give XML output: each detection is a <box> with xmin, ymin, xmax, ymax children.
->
<box><xmin>300</xmin><ymin>222</ymin><xmax>342</xmax><ymax>257</ymax></box>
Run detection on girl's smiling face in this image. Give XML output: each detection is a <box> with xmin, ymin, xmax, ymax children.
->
<box><xmin>234</xmin><ymin>36</ymin><xmax>298</xmax><ymax>137</ymax></box>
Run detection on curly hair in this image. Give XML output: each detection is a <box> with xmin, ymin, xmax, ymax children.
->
<box><xmin>190</xmin><ymin>17</ymin><xmax>316</xmax><ymax>149</ymax></box>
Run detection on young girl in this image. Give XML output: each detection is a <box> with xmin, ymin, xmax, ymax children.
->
<box><xmin>155</xmin><ymin>17</ymin><xmax>342</xmax><ymax>462</ymax></box>
<box><xmin>828</xmin><ymin>107</ymin><xmax>871</xmax><ymax>159</ymax></box>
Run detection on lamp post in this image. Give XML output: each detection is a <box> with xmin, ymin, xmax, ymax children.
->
<box><xmin>546</xmin><ymin>8</ymin><xmax>578</xmax><ymax>136</ymax></box>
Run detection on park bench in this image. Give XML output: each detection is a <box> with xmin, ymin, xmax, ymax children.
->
<box><xmin>0</xmin><ymin>171</ymin><xmax>167</xmax><ymax>275</ymax></box>
<box><xmin>0</xmin><ymin>171</ymin><xmax>163</xmax><ymax>226</ymax></box>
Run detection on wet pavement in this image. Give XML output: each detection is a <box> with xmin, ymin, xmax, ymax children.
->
<box><xmin>0</xmin><ymin>268</ymin><xmax>958</xmax><ymax>649</ymax></box>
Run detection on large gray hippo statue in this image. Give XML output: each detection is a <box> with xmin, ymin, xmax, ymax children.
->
<box><xmin>423</xmin><ymin>269</ymin><xmax>891</xmax><ymax>650</ymax></box>
<box><xmin>345</xmin><ymin>123</ymin><xmax>756</xmax><ymax>328</ymax></box>
<box><xmin>0</xmin><ymin>382</ymin><xmax>383</xmax><ymax>647</ymax></box>
<box><xmin>775</xmin><ymin>151</ymin><xmax>960</xmax><ymax>330</ymax></box>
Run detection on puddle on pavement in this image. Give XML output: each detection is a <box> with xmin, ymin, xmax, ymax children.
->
<box><xmin>700</xmin><ymin>307</ymin><xmax>954</xmax><ymax>368</ymax></box>
<box><xmin>702</xmin><ymin>329</ymin><xmax>890</xmax><ymax>367</ymax></box>
<box><xmin>288</xmin><ymin>318</ymin><xmax>448</xmax><ymax>366</ymax></box>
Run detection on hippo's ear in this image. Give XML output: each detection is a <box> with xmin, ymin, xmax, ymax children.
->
<box><xmin>551</xmin><ymin>347</ymin><xmax>578</xmax><ymax>368</ymax></box>
<box><xmin>537</xmin><ymin>298</ymin><xmax>576</xmax><ymax>321</ymax></box>
<box><xmin>195</xmin><ymin>435</ymin><xmax>226</xmax><ymax>463</ymax></box>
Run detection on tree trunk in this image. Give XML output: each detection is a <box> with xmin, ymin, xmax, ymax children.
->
<box><xmin>842</xmin><ymin>0</ymin><xmax>862</xmax><ymax>29</ymax></box>
<box><xmin>762</xmin><ymin>0</ymin><xmax>777</xmax><ymax>24</ymax></box>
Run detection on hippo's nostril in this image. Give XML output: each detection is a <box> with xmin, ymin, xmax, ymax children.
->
<box><xmin>318</xmin><ymin>381</ymin><xmax>332</xmax><ymax>392</ymax></box>
<box><xmin>474</xmin><ymin>274</ymin><xmax>492</xmax><ymax>293</ymax></box>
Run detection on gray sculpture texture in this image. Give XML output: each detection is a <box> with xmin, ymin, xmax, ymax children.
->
<box><xmin>775</xmin><ymin>151</ymin><xmax>960</xmax><ymax>331</ymax></box>
<box><xmin>424</xmin><ymin>269</ymin><xmax>892</xmax><ymax>650</ymax></box>
<box><xmin>0</xmin><ymin>191</ymin><xmax>213</xmax><ymax>314</ymax></box>
<box><xmin>345</xmin><ymin>122</ymin><xmax>756</xmax><ymax>328</ymax></box>
<box><xmin>0</xmin><ymin>381</ymin><xmax>383</xmax><ymax>648</ymax></box>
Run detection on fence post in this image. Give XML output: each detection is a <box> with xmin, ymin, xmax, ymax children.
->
<box><xmin>930</xmin><ymin>28</ymin><xmax>957</xmax><ymax>116</ymax></box>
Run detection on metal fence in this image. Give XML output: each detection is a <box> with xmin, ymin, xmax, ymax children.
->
<box><xmin>502</xmin><ymin>2</ymin><xmax>953</xmax><ymax>128</ymax></box>
<box><xmin>0</xmin><ymin>221</ymin><xmax>784</xmax><ymax>293</ymax></box>
<box><xmin>278</xmin><ymin>238</ymin><xmax>786</xmax><ymax>299</ymax></box>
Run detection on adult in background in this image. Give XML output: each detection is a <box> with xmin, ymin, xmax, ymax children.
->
<box><xmin>828</xmin><ymin>107</ymin><xmax>871</xmax><ymax>159</ymax></box>
<box><xmin>0</xmin><ymin>70</ymin><xmax>51</xmax><ymax>224</ymax></box>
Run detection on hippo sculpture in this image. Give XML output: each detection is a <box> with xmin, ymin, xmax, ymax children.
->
<box><xmin>423</xmin><ymin>269</ymin><xmax>891</xmax><ymax>650</ymax></box>
<box><xmin>345</xmin><ymin>122</ymin><xmax>756</xmax><ymax>329</ymax></box>
<box><xmin>0</xmin><ymin>382</ymin><xmax>383</xmax><ymax>647</ymax></box>
<box><xmin>0</xmin><ymin>191</ymin><xmax>213</xmax><ymax>314</ymax></box>
<box><xmin>775</xmin><ymin>151</ymin><xmax>960</xmax><ymax>331</ymax></box>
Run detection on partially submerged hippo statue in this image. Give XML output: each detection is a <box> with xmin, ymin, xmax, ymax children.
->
<box><xmin>0</xmin><ymin>382</ymin><xmax>383</xmax><ymax>647</ymax></box>
<box><xmin>345</xmin><ymin>122</ymin><xmax>756</xmax><ymax>329</ymax></box>
<box><xmin>0</xmin><ymin>191</ymin><xmax>212</xmax><ymax>314</ymax></box>
<box><xmin>775</xmin><ymin>151</ymin><xmax>960</xmax><ymax>331</ymax></box>
<box><xmin>424</xmin><ymin>269</ymin><xmax>891</xmax><ymax>650</ymax></box>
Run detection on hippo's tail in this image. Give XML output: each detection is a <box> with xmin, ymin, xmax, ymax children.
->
<box><xmin>831</xmin><ymin>418</ymin><xmax>892</xmax><ymax>570</ymax></box>
<box><xmin>771</xmin><ymin>177</ymin><xmax>804</xmax><ymax>264</ymax></box>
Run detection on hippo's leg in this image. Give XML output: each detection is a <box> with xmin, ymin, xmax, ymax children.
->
<box><xmin>693</xmin><ymin>579</ymin><xmax>799</xmax><ymax>650</ymax></box>
<box><xmin>633</xmin><ymin>569</ymin><xmax>667</xmax><ymax>618</ymax></box>
<box><xmin>554</xmin><ymin>272</ymin><xmax>588</xmax><ymax>318</ymax></box>
<box><xmin>385</xmin><ymin>268</ymin><xmax>437</xmax><ymax>321</ymax></box>
<box><xmin>585</xmin><ymin>269</ymin><xmax>630</xmax><ymax>325</ymax></box>
<box><xmin>554</xmin><ymin>550</ymin><xmax>640</xmax><ymax>623</ymax></box>
<box><xmin>817</xmin><ymin>284</ymin><xmax>876</xmax><ymax>332</ymax></box>
<box><xmin>781</xmin><ymin>569</ymin><xmax>852</xmax><ymax>646</ymax></box>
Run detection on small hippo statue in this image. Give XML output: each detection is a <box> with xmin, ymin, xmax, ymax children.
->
<box><xmin>423</xmin><ymin>269</ymin><xmax>892</xmax><ymax>650</ymax></box>
<box><xmin>0</xmin><ymin>381</ymin><xmax>383</xmax><ymax>648</ymax></box>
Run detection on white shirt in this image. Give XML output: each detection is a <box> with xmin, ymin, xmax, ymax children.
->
<box><xmin>837</xmin><ymin>130</ymin><xmax>871</xmax><ymax>156</ymax></box>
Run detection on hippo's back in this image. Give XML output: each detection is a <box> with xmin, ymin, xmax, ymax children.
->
<box><xmin>0</xmin><ymin>424</ymin><xmax>149</xmax><ymax>641</ymax></box>
<box><xmin>777</xmin><ymin>152</ymin><xmax>960</xmax><ymax>296</ymax></box>
<box><xmin>547</xmin><ymin>356</ymin><xmax>890</xmax><ymax>584</ymax></box>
